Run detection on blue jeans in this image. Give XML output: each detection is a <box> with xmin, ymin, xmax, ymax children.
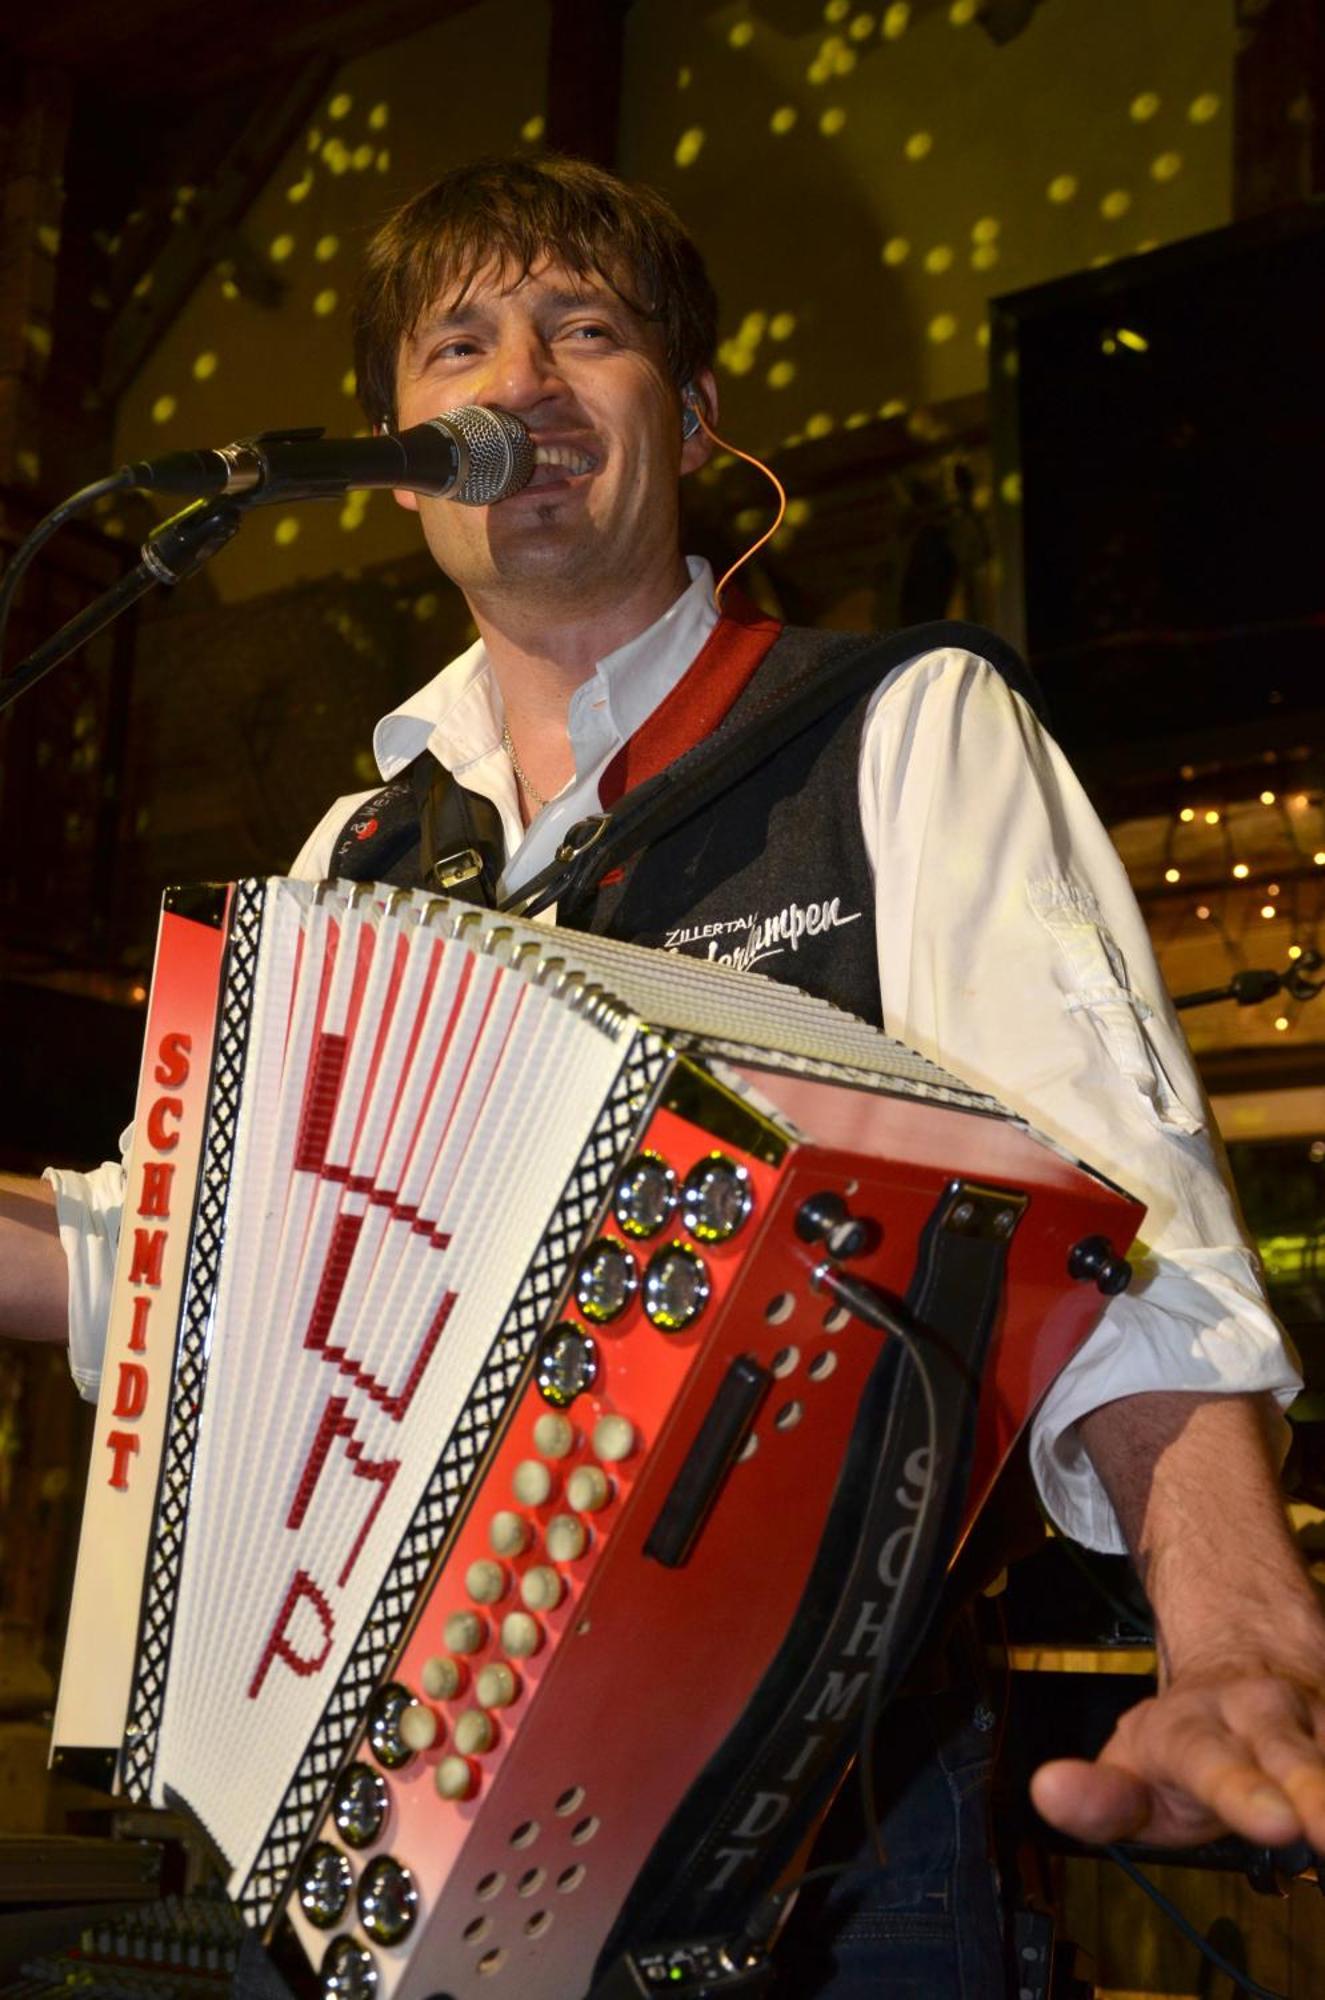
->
<box><xmin>773</xmin><ymin>1686</ymin><xmax>1007</xmax><ymax>1998</ymax></box>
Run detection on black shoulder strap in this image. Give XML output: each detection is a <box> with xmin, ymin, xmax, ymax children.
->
<box><xmin>500</xmin><ymin>618</ymin><xmax>1044</xmax><ymax>922</ymax></box>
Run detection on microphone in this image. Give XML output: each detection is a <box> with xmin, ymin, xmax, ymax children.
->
<box><xmin>121</xmin><ymin>406</ymin><xmax>535</xmax><ymax>508</ymax></box>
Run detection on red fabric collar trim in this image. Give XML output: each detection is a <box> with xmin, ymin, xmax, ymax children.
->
<box><xmin>596</xmin><ymin>587</ymin><xmax>784</xmax><ymax>807</ymax></box>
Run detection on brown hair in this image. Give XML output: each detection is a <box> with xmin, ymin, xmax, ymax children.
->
<box><xmin>351</xmin><ymin>154</ymin><xmax>718</xmax><ymax>426</ymax></box>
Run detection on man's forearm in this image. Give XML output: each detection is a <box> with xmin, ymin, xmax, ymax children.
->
<box><xmin>0</xmin><ymin>1173</ymin><xmax>70</xmax><ymax>1344</ymax></box>
<box><xmin>1079</xmin><ymin>1389</ymin><xmax>1322</xmax><ymax>1678</ymax></box>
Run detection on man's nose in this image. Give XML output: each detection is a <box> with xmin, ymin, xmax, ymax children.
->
<box><xmin>482</xmin><ymin>331</ymin><xmax>566</xmax><ymax>414</ymax></box>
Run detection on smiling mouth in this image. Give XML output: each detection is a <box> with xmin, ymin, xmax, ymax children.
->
<box><xmin>525</xmin><ymin>442</ymin><xmax>597</xmax><ymax>489</ymax></box>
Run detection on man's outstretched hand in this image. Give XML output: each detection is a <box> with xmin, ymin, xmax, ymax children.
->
<box><xmin>1031</xmin><ymin>1649</ymin><xmax>1325</xmax><ymax>1850</ymax></box>
<box><xmin>1040</xmin><ymin>1390</ymin><xmax>1325</xmax><ymax>1854</ymax></box>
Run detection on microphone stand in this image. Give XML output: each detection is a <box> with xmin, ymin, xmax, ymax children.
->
<box><xmin>0</xmin><ymin>496</ymin><xmax>249</xmax><ymax>715</ymax></box>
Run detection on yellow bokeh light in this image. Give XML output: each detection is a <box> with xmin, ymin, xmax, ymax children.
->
<box><xmin>820</xmin><ymin>107</ymin><xmax>848</xmax><ymax>135</ymax></box>
<box><xmin>832</xmin><ymin>45</ymin><xmax>858</xmax><ymax>74</ymax></box>
<box><xmin>1164</xmin><ymin>868</ymin><xmax>1180</xmax><ymax>884</ymax></box>
<box><xmin>767</xmin><ymin>359</ymin><xmax>796</xmax><ymax>388</ymax></box>
<box><xmin>805</xmin><ymin>412</ymin><xmax>834</xmax><ymax>438</ymax></box>
<box><xmin>882</xmin><ymin>236</ymin><xmax>910</xmax><ymax>265</ymax></box>
<box><xmin>1260</xmin><ymin>789</ymin><xmax>1277</xmax><ymax>805</ymax></box>
<box><xmin>971</xmin><ymin>244</ymin><xmax>999</xmax><ymax>271</ymax></box>
<box><xmin>739</xmin><ymin>311</ymin><xmax>767</xmax><ymax>343</ymax></box>
<box><xmin>314</xmin><ymin>288</ymin><xmax>338</xmax><ymax>317</ymax></box>
<box><xmin>1189</xmin><ymin>92</ymin><xmax>1220</xmax><ymax>124</ymax></box>
<box><xmin>132</xmin><ymin>273</ymin><xmax>153</xmax><ymax>298</ymax></box>
<box><xmin>270</xmin><ymin>233</ymin><xmax>295</xmax><ymax>262</ymax></box>
<box><xmin>1206</xmin><ymin>810</ymin><xmax>1221</xmax><ymax>824</ymax></box>
<box><xmin>729</xmin><ymin>18</ymin><xmax>754</xmax><ymax>45</ymax></box>
<box><xmin>274</xmin><ymin>517</ymin><xmax>301</xmax><ymax>546</ymax></box>
<box><xmin>971</xmin><ymin>216</ymin><xmax>1000</xmax><ymax>243</ymax></box>
<box><xmin>975</xmin><ymin>322</ymin><xmax>990</xmax><ymax>347</ymax></box>
<box><xmin>1100</xmin><ymin>189</ymin><xmax>1132</xmax><ymax>220</ymax></box>
<box><xmin>825</xmin><ymin>0</ymin><xmax>850</xmax><ymax>19</ymax></box>
<box><xmin>340</xmin><ymin>504</ymin><xmax>364</xmax><ymax>532</ymax></box>
<box><xmin>323</xmin><ymin>138</ymin><xmax>350</xmax><ymax>174</ymax></box>
<box><xmin>328</xmin><ymin>92</ymin><xmax>352</xmax><ymax>119</ymax></box>
<box><xmin>1047</xmin><ymin>174</ymin><xmax>1078</xmax><ymax>203</ymax></box>
<box><xmin>807</xmin><ymin>58</ymin><xmax>830</xmax><ymax>84</ymax></box>
<box><xmin>904</xmin><ymin>130</ymin><xmax>933</xmax><ymax>161</ymax></box>
<box><xmin>850</xmin><ymin>12</ymin><xmax>877</xmax><ymax>40</ymax></box>
<box><xmin>192</xmin><ymin>351</ymin><xmax>217</xmax><ymax>381</ymax></box>
<box><xmin>220</xmin><ymin>278</ymin><xmax>240</xmax><ymax>301</ymax></box>
<box><xmin>882</xmin><ymin>3</ymin><xmax>909</xmax><ymax>37</ymax></box>
<box><xmin>521</xmin><ymin>114</ymin><xmax>545</xmax><ymax>143</ymax></box>
<box><xmin>1151</xmin><ymin>151</ymin><xmax>1182</xmax><ymax>182</ymax></box>
<box><xmin>719</xmin><ymin>342</ymin><xmax>754</xmax><ymax>375</ymax></box>
<box><xmin>770</xmin><ymin>311</ymin><xmax>796</xmax><ymax>339</ymax></box>
<box><xmin>287</xmin><ymin>175</ymin><xmax>313</xmax><ymax>204</ymax></box>
<box><xmin>316</xmin><ymin>235</ymin><xmax>339</xmax><ymax>262</ymax></box>
<box><xmin>949</xmin><ymin>0</ymin><xmax>977</xmax><ymax>21</ymax></box>
<box><xmin>151</xmin><ymin>394</ymin><xmax>176</xmax><ymax>425</ymax></box>
<box><xmin>414</xmin><ymin>593</ymin><xmax>439</xmax><ymax>621</ymax></box>
<box><xmin>376</xmin><ymin>150</ymin><xmax>390</xmax><ymax>172</ymax></box>
<box><xmin>1315</xmin><ymin>850</ymin><xmax>1325</xmax><ymax>866</ymax></box>
<box><xmin>675</xmin><ymin>126</ymin><xmax>705</xmax><ymax>168</ymax></box>
<box><xmin>928</xmin><ymin>313</ymin><xmax>957</xmax><ymax>343</ymax></box>
<box><xmin>924</xmin><ymin>244</ymin><xmax>953</xmax><ymax>273</ymax></box>
<box><xmin>1289</xmin><ymin>944</ymin><xmax>1303</xmax><ymax>960</ymax></box>
<box><xmin>306</xmin><ymin>128</ymin><xmax>321</xmax><ymax>152</ymax></box>
<box><xmin>1179</xmin><ymin>807</ymin><xmax>1195</xmax><ymax>822</ymax></box>
<box><xmin>770</xmin><ymin>105</ymin><xmax>798</xmax><ymax>134</ymax></box>
<box><xmin>845</xmin><ymin>410</ymin><xmax>871</xmax><ymax>428</ymax></box>
<box><xmin>1261</xmin><ymin>904</ymin><xmax>1277</xmax><ymax>920</ymax></box>
<box><xmin>734</xmin><ymin>506</ymin><xmax>763</xmax><ymax>534</ymax></box>
<box><xmin>36</xmin><ymin>224</ymin><xmax>60</xmax><ymax>256</ymax></box>
<box><xmin>1232</xmin><ymin>862</ymin><xmax>1249</xmax><ymax>878</ymax></box>
<box><xmin>784</xmin><ymin>497</ymin><xmax>812</xmax><ymax>526</ymax></box>
<box><xmin>879</xmin><ymin>397</ymin><xmax>907</xmax><ymax>418</ymax></box>
<box><xmin>369</xmin><ymin>102</ymin><xmax>389</xmax><ymax>130</ymax></box>
<box><xmin>352</xmin><ymin>144</ymin><xmax>374</xmax><ymax>170</ymax></box>
<box><xmin>23</xmin><ymin>322</ymin><xmax>51</xmax><ymax>357</ymax></box>
<box><xmin>341</xmin><ymin>368</ymin><xmax>357</xmax><ymax>397</ymax></box>
<box><xmin>677</xmin><ymin>65</ymin><xmax>692</xmax><ymax>88</ymax></box>
<box><xmin>1000</xmin><ymin>470</ymin><xmax>1022</xmax><ymax>504</ymax></box>
<box><xmin>1130</xmin><ymin>92</ymin><xmax>1160</xmax><ymax>122</ymax></box>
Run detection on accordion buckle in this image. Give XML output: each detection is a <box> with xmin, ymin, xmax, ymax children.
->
<box><xmin>431</xmin><ymin>847</ymin><xmax>487</xmax><ymax>892</ymax></box>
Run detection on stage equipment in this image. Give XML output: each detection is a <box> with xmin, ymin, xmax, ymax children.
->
<box><xmin>53</xmin><ymin>881</ymin><xmax>1141</xmax><ymax>1999</ymax></box>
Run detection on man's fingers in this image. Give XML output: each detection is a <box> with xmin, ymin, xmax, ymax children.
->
<box><xmin>1030</xmin><ymin>1758</ymin><xmax>1152</xmax><ymax>1844</ymax></box>
<box><xmin>1244</xmin><ymin>1721</ymin><xmax>1325</xmax><ymax>1848</ymax></box>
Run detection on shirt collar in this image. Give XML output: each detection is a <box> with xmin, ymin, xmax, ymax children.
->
<box><xmin>371</xmin><ymin>557</ymin><xmax>718</xmax><ymax>782</ymax></box>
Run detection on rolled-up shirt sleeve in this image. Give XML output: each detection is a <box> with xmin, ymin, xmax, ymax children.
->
<box><xmin>43</xmin><ymin>1140</ymin><xmax>130</xmax><ymax>1401</ymax></box>
<box><xmin>859</xmin><ymin>648</ymin><xmax>1300</xmax><ymax>1553</ymax></box>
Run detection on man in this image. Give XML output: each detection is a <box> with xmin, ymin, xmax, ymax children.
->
<box><xmin>6</xmin><ymin>155</ymin><xmax>1325</xmax><ymax>1994</ymax></box>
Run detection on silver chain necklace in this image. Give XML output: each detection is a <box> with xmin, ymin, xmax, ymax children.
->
<box><xmin>501</xmin><ymin>722</ymin><xmax>548</xmax><ymax>813</ymax></box>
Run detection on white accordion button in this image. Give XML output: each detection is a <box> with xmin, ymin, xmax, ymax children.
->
<box><xmin>436</xmin><ymin>1755</ymin><xmax>476</xmax><ymax>1801</ymax></box>
<box><xmin>420</xmin><ymin>1654</ymin><xmax>462</xmax><ymax>1701</ymax></box>
<box><xmin>532</xmin><ymin>1412</ymin><xmax>576</xmax><ymax>1459</ymax></box>
<box><xmin>567</xmin><ymin>1465</ymin><xmax>611</xmax><ymax>1513</ymax></box>
<box><xmin>501</xmin><ymin>1611</ymin><xmax>543</xmax><ymax>1657</ymax></box>
<box><xmin>444</xmin><ymin>1610</ymin><xmax>486</xmax><ymax>1655</ymax></box>
<box><xmin>399</xmin><ymin>1702</ymin><xmax>439</xmax><ymax>1752</ymax></box>
<box><xmin>489</xmin><ymin>1510</ymin><xmax>531</xmax><ymax>1557</ymax></box>
<box><xmin>513</xmin><ymin>1459</ymin><xmax>554</xmax><ymax>1507</ymax></box>
<box><xmin>545</xmin><ymin>1514</ymin><xmax>588</xmax><ymax>1563</ymax></box>
<box><xmin>466</xmin><ymin>1559</ymin><xmax>507</xmax><ymax>1605</ymax></box>
<box><xmin>592</xmin><ymin>1414</ymin><xmax>635</xmax><ymax>1463</ymax></box>
<box><xmin>476</xmin><ymin>1662</ymin><xmax>519</xmax><ymax>1708</ymax></box>
<box><xmin>454</xmin><ymin>1708</ymin><xmax>495</xmax><ymax>1756</ymax></box>
<box><xmin>520</xmin><ymin>1565</ymin><xmax>565</xmax><ymax>1613</ymax></box>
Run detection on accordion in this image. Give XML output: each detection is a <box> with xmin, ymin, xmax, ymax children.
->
<box><xmin>53</xmin><ymin>878</ymin><xmax>1141</xmax><ymax>1998</ymax></box>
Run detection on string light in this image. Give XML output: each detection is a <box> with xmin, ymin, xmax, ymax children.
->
<box><xmin>1275</xmin><ymin>1016</ymin><xmax>1290</xmax><ymax>1033</ymax></box>
<box><xmin>1260</xmin><ymin>904</ymin><xmax>1276</xmax><ymax>919</ymax></box>
<box><xmin>1289</xmin><ymin>944</ymin><xmax>1303</xmax><ymax>961</ymax></box>
<box><xmin>1179</xmin><ymin>807</ymin><xmax>1195</xmax><ymax>823</ymax></box>
<box><xmin>1204</xmin><ymin>809</ymin><xmax>1220</xmax><ymax>825</ymax></box>
<box><xmin>1232</xmin><ymin>862</ymin><xmax>1249</xmax><ymax>879</ymax></box>
<box><xmin>1260</xmin><ymin>790</ymin><xmax>1276</xmax><ymax>805</ymax></box>
<box><xmin>1195</xmin><ymin>904</ymin><xmax>1211</xmax><ymax>920</ymax></box>
<box><xmin>1164</xmin><ymin>867</ymin><xmax>1180</xmax><ymax>884</ymax></box>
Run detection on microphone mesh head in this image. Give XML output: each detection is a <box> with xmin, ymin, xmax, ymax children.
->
<box><xmin>446</xmin><ymin>406</ymin><xmax>536</xmax><ymax>505</ymax></box>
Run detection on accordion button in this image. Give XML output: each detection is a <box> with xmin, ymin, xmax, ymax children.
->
<box><xmin>521</xmin><ymin>1565</ymin><xmax>565</xmax><ymax>1613</ymax></box>
<box><xmin>420</xmin><ymin>1654</ymin><xmax>463</xmax><ymax>1701</ymax></box>
<box><xmin>467</xmin><ymin>1559</ymin><xmax>508</xmax><ymax>1604</ymax></box>
<box><xmin>399</xmin><ymin>1702</ymin><xmax>439</xmax><ymax>1753</ymax></box>
<box><xmin>536</xmin><ymin>1325</ymin><xmax>599</xmax><ymax>1408</ymax></box>
<box><xmin>332</xmin><ymin>1763</ymin><xmax>389</xmax><ymax>1848</ymax></box>
<box><xmin>444</xmin><ymin>1610</ymin><xmax>487</xmax><ymax>1655</ymax></box>
<box><xmin>593</xmin><ymin>1414</ymin><xmax>635</xmax><ymax>1464</ymax></box>
<box><xmin>320</xmin><ymin>1935</ymin><xmax>378</xmax><ymax>1998</ymax></box>
<box><xmin>436</xmin><ymin>1754</ymin><xmax>476</xmax><ymax>1801</ymax></box>
<box><xmin>567</xmin><ymin>1465</ymin><xmax>611</xmax><ymax>1513</ymax></box>
<box><xmin>513</xmin><ymin>1459</ymin><xmax>554</xmax><ymax>1507</ymax></box>
<box><xmin>532</xmin><ymin>1412</ymin><xmax>576</xmax><ymax>1459</ymax></box>
<box><xmin>365</xmin><ymin>1683</ymin><xmax>416</xmax><ymax>1769</ymax></box>
<box><xmin>490</xmin><ymin>1510</ymin><xmax>532</xmax><ymax>1556</ymax></box>
<box><xmin>455</xmin><ymin>1708</ymin><xmax>496</xmax><ymax>1755</ymax></box>
<box><xmin>297</xmin><ymin>1842</ymin><xmax>353</xmax><ymax>1927</ymax></box>
<box><xmin>501</xmin><ymin>1611</ymin><xmax>543</xmax><ymax>1657</ymax></box>
<box><xmin>546</xmin><ymin>1514</ymin><xmax>588</xmax><ymax>1563</ymax></box>
<box><xmin>358</xmin><ymin>1855</ymin><xmax>418</xmax><ymax>1945</ymax></box>
<box><xmin>476</xmin><ymin>1662</ymin><xmax>519</xmax><ymax>1708</ymax></box>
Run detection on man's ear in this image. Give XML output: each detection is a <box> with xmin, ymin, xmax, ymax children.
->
<box><xmin>376</xmin><ymin>419</ymin><xmax>421</xmax><ymax>514</ymax></box>
<box><xmin>680</xmin><ymin>369</ymin><xmax>719</xmax><ymax>476</ymax></box>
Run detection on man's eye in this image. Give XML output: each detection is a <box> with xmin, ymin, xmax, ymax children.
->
<box><xmin>432</xmin><ymin>339</ymin><xmax>479</xmax><ymax>362</ymax></box>
<box><xmin>565</xmin><ymin>322</ymin><xmax>613</xmax><ymax>343</ymax></box>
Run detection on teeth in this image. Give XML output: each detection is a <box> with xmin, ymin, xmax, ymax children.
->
<box><xmin>533</xmin><ymin>444</ymin><xmax>595</xmax><ymax>475</ymax></box>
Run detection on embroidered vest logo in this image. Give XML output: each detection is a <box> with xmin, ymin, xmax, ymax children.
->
<box><xmin>664</xmin><ymin>896</ymin><xmax>862</xmax><ymax>975</ymax></box>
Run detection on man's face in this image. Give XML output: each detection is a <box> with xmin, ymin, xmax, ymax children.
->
<box><xmin>391</xmin><ymin>255</ymin><xmax>713</xmax><ymax>616</ymax></box>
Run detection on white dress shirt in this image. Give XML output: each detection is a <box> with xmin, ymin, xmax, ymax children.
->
<box><xmin>47</xmin><ymin>558</ymin><xmax>1299</xmax><ymax>1551</ymax></box>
